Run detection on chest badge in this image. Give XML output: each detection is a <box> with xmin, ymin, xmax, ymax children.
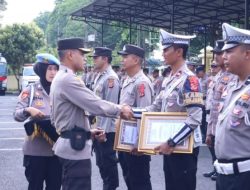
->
<box><xmin>35</xmin><ymin>101</ymin><xmax>44</xmax><ymax>107</ymax></box>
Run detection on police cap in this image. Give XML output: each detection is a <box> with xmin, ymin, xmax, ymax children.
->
<box><xmin>118</xmin><ymin>44</ymin><xmax>145</xmax><ymax>58</ymax></box>
<box><xmin>222</xmin><ymin>23</ymin><xmax>250</xmax><ymax>51</ymax></box>
<box><xmin>57</xmin><ymin>37</ymin><xmax>91</xmax><ymax>53</ymax></box>
<box><xmin>89</xmin><ymin>47</ymin><xmax>112</xmax><ymax>57</ymax></box>
<box><xmin>211</xmin><ymin>40</ymin><xmax>224</xmax><ymax>54</ymax></box>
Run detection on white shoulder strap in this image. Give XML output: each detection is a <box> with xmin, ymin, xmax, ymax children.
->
<box><xmin>164</xmin><ymin>75</ymin><xmax>186</xmax><ymax>99</ymax></box>
<box><xmin>29</xmin><ymin>84</ymin><xmax>34</xmax><ymax>107</ymax></box>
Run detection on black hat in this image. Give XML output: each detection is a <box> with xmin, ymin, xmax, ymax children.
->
<box><xmin>211</xmin><ymin>40</ymin><xmax>224</xmax><ymax>54</ymax></box>
<box><xmin>118</xmin><ymin>44</ymin><xmax>145</xmax><ymax>58</ymax></box>
<box><xmin>89</xmin><ymin>47</ymin><xmax>112</xmax><ymax>57</ymax></box>
<box><xmin>57</xmin><ymin>37</ymin><xmax>91</xmax><ymax>53</ymax></box>
<box><xmin>196</xmin><ymin>66</ymin><xmax>205</xmax><ymax>72</ymax></box>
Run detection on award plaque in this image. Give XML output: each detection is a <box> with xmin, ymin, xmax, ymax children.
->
<box><xmin>138</xmin><ymin>112</ymin><xmax>194</xmax><ymax>154</ymax></box>
<box><xmin>114</xmin><ymin>119</ymin><xmax>138</xmax><ymax>152</ymax></box>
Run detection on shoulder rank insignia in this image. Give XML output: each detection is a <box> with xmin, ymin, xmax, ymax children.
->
<box><xmin>108</xmin><ymin>78</ymin><xmax>114</xmax><ymax>88</ymax></box>
<box><xmin>138</xmin><ymin>83</ymin><xmax>145</xmax><ymax>97</ymax></box>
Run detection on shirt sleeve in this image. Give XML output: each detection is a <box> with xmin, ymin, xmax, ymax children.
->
<box><xmin>13</xmin><ymin>86</ymin><xmax>31</xmax><ymax>122</ymax></box>
<box><xmin>62</xmin><ymin>74</ymin><xmax>121</xmax><ymax>118</ymax></box>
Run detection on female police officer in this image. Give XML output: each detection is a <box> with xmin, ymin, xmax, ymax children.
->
<box><xmin>14</xmin><ymin>53</ymin><xmax>62</xmax><ymax>190</ymax></box>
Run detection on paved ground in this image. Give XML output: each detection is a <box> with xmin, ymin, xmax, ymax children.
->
<box><xmin>0</xmin><ymin>94</ymin><xmax>216</xmax><ymax>190</ymax></box>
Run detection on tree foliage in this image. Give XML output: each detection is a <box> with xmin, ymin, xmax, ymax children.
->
<box><xmin>0</xmin><ymin>23</ymin><xmax>45</xmax><ymax>88</ymax></box>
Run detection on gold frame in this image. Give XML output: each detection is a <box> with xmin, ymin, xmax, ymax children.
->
<box><xmin>114</xmin><ymin>119</ymin><xmax>138</xmax><ymax>152</ymax></box>
<box><xmin>138</xmin><ymin>112</ymin><xmax>194</xmax><ymax>154</ymax></box>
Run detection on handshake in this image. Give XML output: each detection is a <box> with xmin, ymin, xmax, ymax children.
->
<box><xmin>119</xmin><ymin>104</ymin><xmax>134</xmax><ymax>120</ymax></box>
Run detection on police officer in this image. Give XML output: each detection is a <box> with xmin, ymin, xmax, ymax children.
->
<box><xmin>196</xmin><ymin>66</ymin><xmax>208</xmax><ymax>142</ymax></box>
<box><xmin>137</xmin><ymin>29</ymin><xmax>203</xmax><ymax>190</ymax></box>
<box><xmin>50</xmin><ymin>38</ymin><xmax>133</xmax><ymax>190</ymax></box>
<box><xmin>214</xmin><ymin>23</ymin><xmax>250</xmax><ymax>190</ymax></box>
<box><xmin>118</xmin><ymin>44</ymin><xmax>154</xmax><ymax>190</ymax></box>
<box><xmin>14</xmin><ymin>53</ymin><xmax>62</xmax><ymax>190</ymax></box>
<box><xmin>90</xmin><ymin>47</ymin><xmax>120</xmax><ymax>190</ymax></box>
<box><xmin>205</xmin><ymin>40</ymin><xmax>236</xmax><ymax>180</ymax></box>
<box><xmin>152</xmin><ymin>69</ymin><xmax>163</xmax><ymax>97</ymax></box>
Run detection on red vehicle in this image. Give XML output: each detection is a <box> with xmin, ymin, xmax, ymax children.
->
<box><xmin>0</xmin><ymin>53</ymin><xmax>7</xmax><ymax>95</ymax></box>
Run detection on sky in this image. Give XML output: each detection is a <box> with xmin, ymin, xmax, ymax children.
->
<box><xmin>1</xmin><ymin>0</ymin><xmax>55</xmax><ymax>26</ymax></box>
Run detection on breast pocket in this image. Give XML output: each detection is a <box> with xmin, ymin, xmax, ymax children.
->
<box><xmin>126</xmin><ymin>90</ymin><xmax>136</xmax><ymax>106</ymax></box>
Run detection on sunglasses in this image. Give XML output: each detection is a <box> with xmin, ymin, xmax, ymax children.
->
<box><xmin>211</xmin><ymin>65</ymin><xmax>218</xmax><ymax>68</ymax></box>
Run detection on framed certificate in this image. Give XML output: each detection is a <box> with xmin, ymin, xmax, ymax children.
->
<box><xmin>114</xmin><ymin>119</ymin><xmax>138</xmax><ymax>152</ymax></box>
<box><xmin>138</xmin><ymin>112</ymin><xmax>194</xmax><ymax>154</ymax></box>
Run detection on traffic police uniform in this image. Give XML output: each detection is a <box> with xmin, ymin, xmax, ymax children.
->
<box><xmin>90</xmin><ymin>47</ymin><xmax>120</xmax><ymax>190</ymax></box>
<box><xmin>14</xmin><ymin>53</ymin><xmax>62</xmax><ymax>190</ymax></box>
<box><xmin>118</xmin><ymin>44</ymin><xmax>154</xmax><ymax>190</ymax></box>
<box><xmin>205</xmin><ymin>41</ymin><xmax>237</xmax><ymax>179</ymax></box>
<box><xmin>214</xmin><ymin>23</ymin><xmax>250</xmax><ymax>190</ymax></box>
<box><xmin>139</xmin><ymin>29</ymin><xmax>203</xmax><ymax>190</ymax></box>
<box><xmin>50</xmin><ymin>38</ymin><xmax>123</xmax><ymax>190</ymax></box>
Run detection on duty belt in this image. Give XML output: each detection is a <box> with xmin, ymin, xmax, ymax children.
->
<box><xmin>214</xmin><ymin>159</ymin><xmax>250</xmax><ymax>175</ymax></box>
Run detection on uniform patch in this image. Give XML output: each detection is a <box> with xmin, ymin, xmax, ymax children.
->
<box><xmin>35</xmin><ymin>101</ymin><xmax>44</xmax><ymax>107</ymax></box>
<box><xmin>223</xmin><ymin>76</ymin><xmax>229</xmax><ymax>81</ymax></box>
<box><xmin>138</xmin><ymin>84</ymin><xmax>145</xmax><ymax>97</ymax></box>
<box><xmin>183</xmin><ymin>92</ymin><xmax>203</xmax><ymax>106</ymax></box>
<box><xmin>233</xmin><ymin>108</ymin><xmax>242</xmax><ymax>115</ymax></box>
<box><xmin>108</xmin><ymin>78</ymin><xmax>114</xmax><ymax>88</ymax></box>
<box><xmin>21</xmin><ymin>91</ymin><xmax>29</xmax><ymax>100</ymax></box>
<box><xmin>241</xmin><ymin>94</ymin><xmax>250</xmax><ymax>101</ymax></box>
<box><xmin>187</xmin><ymin>76</ymin><xmax>199</xmax><ymax>92</ymax></box>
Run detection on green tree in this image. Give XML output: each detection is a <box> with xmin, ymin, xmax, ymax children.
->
<box><xmin>0</xmin><ymin>23</ymin><xmax>45</xmax><ymax>89</ymax></box>
<box><xmin>44</xmin><ymin>0</ymin><xmax>92</xmax><ymax>47</ymax></box>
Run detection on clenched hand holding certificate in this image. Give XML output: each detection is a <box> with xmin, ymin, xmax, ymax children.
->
<box><xmin>138</xmin><ymin>112</ymin><xmax>194</xmax><ymax>154</ymax></box>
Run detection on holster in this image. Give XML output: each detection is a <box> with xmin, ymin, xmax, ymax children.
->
<box><xmin>61</xmin><ymin>126</ymin><xmax>91</xmax><ymax>151</ymax></box>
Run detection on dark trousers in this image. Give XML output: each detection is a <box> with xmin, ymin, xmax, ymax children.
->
<box><xmin>118</xmin><ymin>152</ymin><xmax>152</xmax><ymax>190</ymax></box>
<box><xmin>163</xmin><ymin>147</ymin><xmax>199</xmax><ymax>190</ymax></box>
<box><xmin>23</xmin><ymin>155</ymin><xmax>62</xmax><ymax>190</ymax></box>
<box><xmin>95</xmin><ymin>132</ymin><xmax>119</xmax><ymax>190</ymax></box>
<box><xmin>216</xmin><ymin>171</ymin><xmax>250</xmax><ymax>190</ymax></box>
<box><xmin>59</xmin><ymin>158</ymin><xmax>91</xmax><ymax>190</ymax></box>
<box><xmin>208</xmin><ymin>135</ymin><xmax>217</xmax><ymax>164</ymax></box>
<box><xmin>201</xmin><ymin>106</ymin><xmax>207</xmax><ymax>142</ymax></box>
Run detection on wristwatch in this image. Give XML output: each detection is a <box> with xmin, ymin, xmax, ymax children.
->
<box><xmin>167</xmin><ymin>138</ymin><xmax>176</xmax><ymax>148</ymax></box>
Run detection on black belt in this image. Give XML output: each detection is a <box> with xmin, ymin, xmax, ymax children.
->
<box><xmin>60</xmin><ymin>130</ymin><xmax>91</xmax><ymax>140</ymax></box>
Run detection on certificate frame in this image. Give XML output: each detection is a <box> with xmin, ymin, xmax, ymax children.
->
<box><xmin>138</xmin><ymin>112</ymin><xmax>194</xmax><ymax>154</ymax></box>
<box><xmin>114</xmin><ymin>119</ymin><xmax>138</xmax><ymax>152</ymax></box>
